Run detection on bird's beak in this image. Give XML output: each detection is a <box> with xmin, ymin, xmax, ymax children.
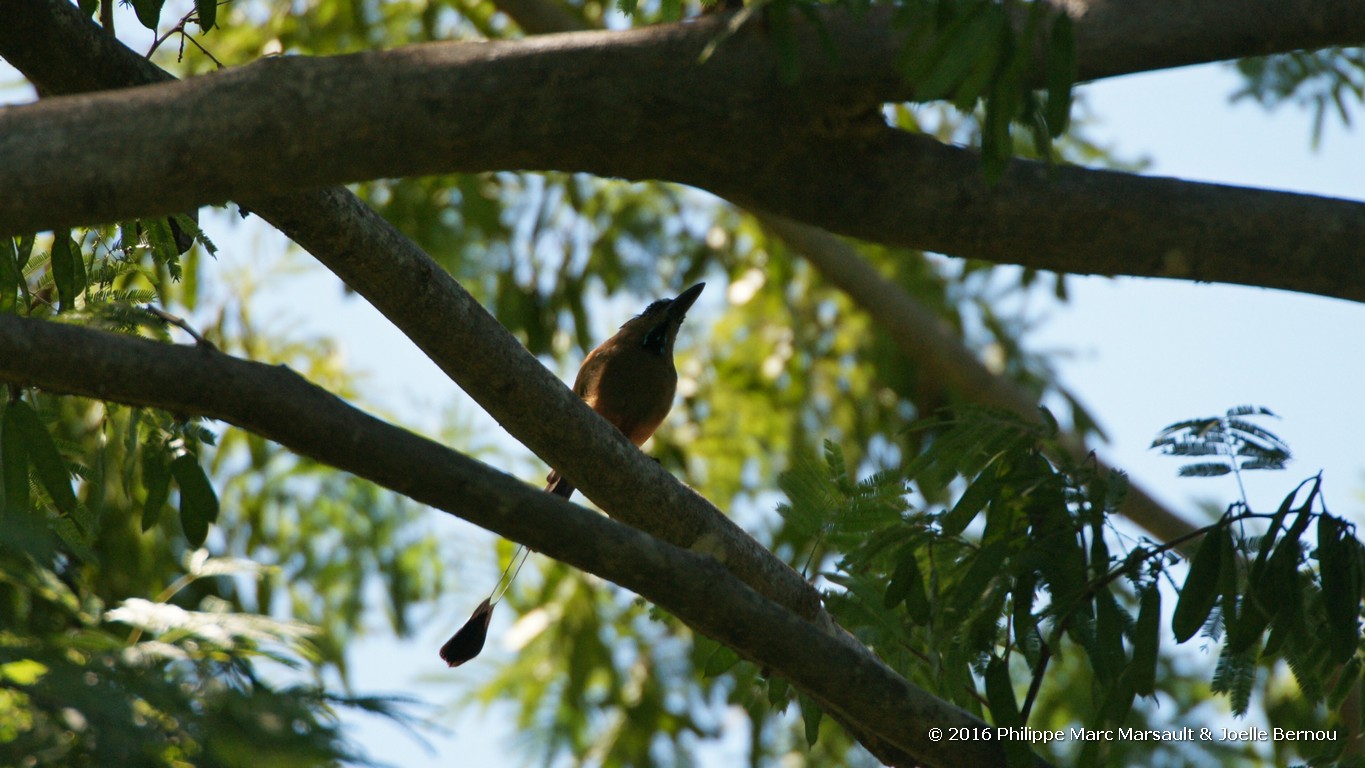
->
<box><xmin>668</xmin><ymin>282</ymin><xmax>705</xmax><ymax>320</ymax></box>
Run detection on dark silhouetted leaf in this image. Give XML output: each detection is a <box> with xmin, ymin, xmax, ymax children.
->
<box><xmin>8</xmin><ymin>400</ymin><xmax>78</xmax><ymax>516</ymax></box>
<box><xmin>1173</xmin><ymin>523</ymin><xmax>1225</xmax><ymax>642</ymax></box>
<box><xmin>1131</xmin><ymin>584</ymin><xmax>1160</xmax><ymax>696</ymax></box>
<box><xmin>142</xmin><ymin>446</ymin><xmax>171</xmax><ymax>532</ymax></box>
<box><xmin>1044</xmin><ymin>12</ymin><xmax>1076</xmax><ymax>136</ymax></box>
<box><xmin>798</xmin><ymin>692</ymin><xmax>822</xmax><ymax>747</ymax></box>
<box><xmin>170</xmin><ymin>453</ymin><xmax>219</xmax><ymax>547</ymax></box>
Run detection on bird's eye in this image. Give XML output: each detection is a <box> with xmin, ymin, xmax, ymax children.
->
<box><xmin>643</xmin><ymin>323</ymin><xmax>670</xmax><ymax>355</ymax></box>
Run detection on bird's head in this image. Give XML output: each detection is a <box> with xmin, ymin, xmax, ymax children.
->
<box><xmin>622</xmin><ymin>282</ymin><xmax>705</xmax><ymax>357</ymax></box>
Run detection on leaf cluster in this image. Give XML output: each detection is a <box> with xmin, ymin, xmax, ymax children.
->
<box><xmin>891</xmin><ymin>0</ymin><xmax>1076</xmax><ymax>179</ymax></box>
<box><xmin>0</xmin><ymin>547</ymin><xmax>418</xmax><ymax>768</ymax></box>
<box><xmin>764</xmin><ymin>407</ymin><xmax>1362</xmax><ymax>765</ymax></box>
<box><xmin>1233</xmin><ymin>48</ymin><xmax>1365</xmax><ymax>148</ymax></box>
<box><xmin>1151</xmin><ymin>405</ymin><xmax>1291</xmax><ymax>481</ymax></box>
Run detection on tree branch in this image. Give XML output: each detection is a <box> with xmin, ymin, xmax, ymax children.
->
<box><xmin>0</xmin><ymin>314</ymin><xmax>1038</xmax><ymax>768</ymax></box>
<box><xmin>0</xmin><ymin>3</ymin><xmax>939</xmax><ymax>758</ymax></box>
<box><xmin>3</xmin><ymin>1</ymin><xmax>1365</xmax><ymax>302</ymax></box>
<box><xmin>0</xmin><ymin>0</ymin><xmax>833</xmax><ymax>659</ymax></box>
<box><xmin>481</xmin><ymin>0</ymin><xmax>1203</xmax><ymax>547</ymax></box>
<box><xmin>761</xmin><ymin>213</ymin><xmax>1200</xmax><ymax>546</ymax></box>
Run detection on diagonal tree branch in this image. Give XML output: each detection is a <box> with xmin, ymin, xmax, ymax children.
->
<box><xmin>760</xmin><ymin>213</ymin><xmax>1199</xmax><ymax>546</ymax></box>
<box><xmin>0</xmin><ymin>313</ymin><xmax>1036</xmax><ymax>768</ymax></box>
<box><xmin>0</xmin><ymin>12</ymin><xmax>954</xmax><ymax>764</ymax></box>
<box><xmin>482</xmin><ymin>0</ymin><xmax>1202</xmax><ymax>547</ymax></box>
<box><xmin>0</xmin><ymin>0</ymin><xmax>831</xmax><ymax>652</ymax></box>
<box><xmin>3</xmin><ymin>2</ymin><xmax>1365</xmax><ymax>302</ymax></box>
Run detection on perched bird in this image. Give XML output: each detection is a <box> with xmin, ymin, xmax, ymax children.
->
<box><xmin>441</xmin><ymin>282</ymin><xmax>705</xmax><ymax>667</ymax></box>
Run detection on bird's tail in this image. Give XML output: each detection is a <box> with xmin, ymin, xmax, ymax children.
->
<box><xmin>441</xmin><ymin>469</ymin><xmax>573</xmax><ymax>667</ymax></box>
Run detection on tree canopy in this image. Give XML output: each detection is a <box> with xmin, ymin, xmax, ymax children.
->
<box><xmin>1</xmin><ymin>0</ymin><xmax>1364</xmax><ymax>766</ymax></box>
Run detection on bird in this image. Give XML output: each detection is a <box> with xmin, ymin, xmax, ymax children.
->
<box><xmin>441</xmin><ymin>282</ymin><xmax>706</xmax><ymax>667</ymax></box>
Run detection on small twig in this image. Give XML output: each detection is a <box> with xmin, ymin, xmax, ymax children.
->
<box><xmin>180</xmin><ymin>29</ymin><xmax>227</xmax><ymax>69</ymax></box>
<box><xmin>146</xmin><ymin>10</ymin><xmax>195</xmax><ymax>58</ymax></box>
<box><xmin>144</xmin><ymin>305</ymin><xmax>216</xmax><ymax>350</ymax></box>
<box><xmin>146</xmin><ymin>7</ymin><xmax>226</xmax><ymax>69</ymax></box>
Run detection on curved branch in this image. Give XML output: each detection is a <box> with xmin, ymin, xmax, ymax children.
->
<box><xmin>2</xmin><ymin>2</ymin><xmax>1365</xmax><ymax>301</ymax></box>
<box><xmin>0</xmin><ymin>314</ymin><xmax>1032</xmax><ymax>768</ymax></box>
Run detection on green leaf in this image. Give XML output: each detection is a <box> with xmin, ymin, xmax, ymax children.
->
<box><xmin>798</xmin><ymin>692</ymin><xmax>822</xmax><ymax>747</ymax></box>
<box><xmin>195</xmin><ymin>0</ymin><xmax>216</xmax><ymax>30</ymax></box>
<box><xmin>1044</xmin><ymin>12</ymin><xmax>1076</xmax><ymax>136</ymax></box>
<box><xmin>885</xmin><ymin>548</ymin><xmax>931</xmax><ymax>623</ymax></box>
<box><xmin>766</xmin><ymin>676</ymin><xmax>790</xmax><ymax>710</ymax></box>
<box><xmin>983</xmin><ymin>655</ymin><xmax>1019</xmax><ymax>726</ymax></box>
<box><xmin>1318</xmin><ymin>514</ymin><xmax>1362</xmax><ymax>662</ymax></box>
<box><xmin>703</xmin><ymin>644</ymin><xmax>740</xmax><ymax>677</ymax></box>
<box><xmin>15</xmin><ymin>234</ymin><xmax>34</xmax><ymax>271</ymax></box>
<box><xmin>7</xmin><ymin>400</ymin><xmax>78</xmax><ymax>516</ymax></box>
<box><xmin>980</xmin><ymin>43</ymin><xmax>1023</xmax><ymax>182</ymax></box>
<box><xmin>142</xmin><ymin>445</ymin><xmax>172</xmax><ymax>532</ymax></box>
<box><xmin>0</xmin><ymin>238</ymin><xmax>20</xmax><ymax>313</ymax></box>
<box><xmin>2</xmin><ymin>401</ymin><xmax>31</xmax><ymax>518</ymax></box>
<box><xmin>1177</xmin><ymin>462</ymin><xmax>1232</xmax><ymax>477</ymax></box>
<box><xmin>1103</xmin><ymin>468</ymin><xmax>1128</xmax><ymax>513</ymax></box>
<box><xmin>171</xmin><ymin>454</ymin><xmax>219</xmax><ymax>547</ymax></box>
<box><xmin>130</xmin><ymin>0</ymin><xmax>165</xmax><ymax>30</ymax></box>
<box><xmin>1254</xmin><ymin>476</ymin><xmax>1316</xmax><ymax>572</ymax></box>
<box><xmin>941</xmin><ymin>464</ymin><xmax>998</xmax><ymax>535</ymax></box>
<box><xmin>1131</xmin><ymin>584</ymin><xmax>1160</xmax><ymax>696</ymax></box>
<box><xmin>1211</xmin><ymin>643</ymin><xmax>1256</xmax><ymax>715</ymax></box>
<box><xmin>50</xmin><ymin>230</ymin><xmax>75</xmax><ymax>312</ymax></box>
<box><xmin>1172</xmin><ymin>523</ymin><xmax>1225</xmax><ymax>642</ymax></box>
<box><xmin>1091</xmin><ymin>589</ymin><xmax>1127</xmax><ymax>687</ymax></box>
<box><xmin>915</xmin><ymin>5</ymin><xmax>1003</xmax><ymax>102</ymax></box>
<box><xmin>1329</xmin><ymin>656</ymin><xmax>1362</xmax><ymax>711</ymax></box>
<box><xmin>1261</xmin><ymin>543</ymin><xmax>1303</xmax><ymax>656</ymax></box>
<box><xmin>984</xmin><ymin>656</ymin><xmax>1034</xmax><ymax>767</ymax></box>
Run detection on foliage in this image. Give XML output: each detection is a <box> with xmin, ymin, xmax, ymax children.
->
<box><xmin>8</xmin><ymin>0</ymin><xmax>1356</xmax><ymax>765</ymax></box>
<box><xmin>1151</xmin><ymin>405</ymin><xmax>1292</xmax><ymax>507</ymax></box>
<box><xmin>1233</xmin><ymin>48</ymin><xmax>1365</xmax><ymax>147</ymax></box>
<box><xmin>1</xmin><ymin>219</ymin><xmax>442</xmax><ymax>762</ymax></box>
<box><xmin>0</xmin><ymin>543</ymin><xmax>420</xmax><ymax>768</ymax></box>
<box><xmin>734</xmin><ymin>406</ymin><xmax>1361</xmax><ymax>766</ymax></box>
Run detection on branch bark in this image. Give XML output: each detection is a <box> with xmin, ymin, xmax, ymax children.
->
<box><xmin>0</xmin><ymin>314</ymin><xmax>1029</xmax><ymax>768</ymax></box>
<box><xmin>3</xmin><ymin>1</ymin><xmax>1365</xmax><ymax>301</ymax></box>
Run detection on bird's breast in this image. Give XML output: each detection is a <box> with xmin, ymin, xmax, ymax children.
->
<box><xmin>579</xmin><ymin>346</ymin><xmax>678</xmax><ymax>447</ymax></box>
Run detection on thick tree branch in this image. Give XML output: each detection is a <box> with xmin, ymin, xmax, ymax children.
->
<box><xmin>3</xmin><ymin>2</ymin><xmax>1365</xmax><ymax>302</ymax></box>
<box><xmin>484</xmin><ymin>0</ymin><xmax>1202</xmax><ymax>546</ymax></box>
<box><xmin>0</xmin><ymin>314</ymin><xmax>1033</xmax><ymax>768</ymax></box>
<box><xmin>0</xmin><ymin>0</ymin><xmax>833</xmax><ymax>657</ymax></box>
<box><xmin>0</xmin><ymin>5</ymin><xmax>941</xmax><ymax>759</ymax></box>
